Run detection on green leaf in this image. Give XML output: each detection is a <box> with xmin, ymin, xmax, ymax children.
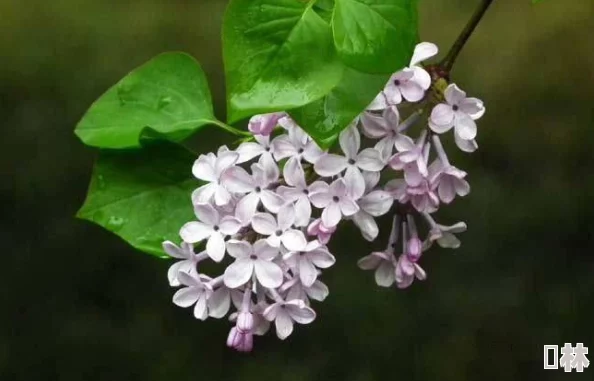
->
<box><xmin>223</xmin><ymin>0</ymin><xmax>344</xmax><ymax>123</ymax></box>
<box><xmin>332</xmin><ymin>0</ymin><xmax>418</xmax><ymax>73</ymax></box>
<box><xmin>75</xmin><ymin>52</ymin><xmax>217</xmax><ymax>149</ymax></box>
<box><xmin>290</xmin><ymin>67</ymin><xmax>389</xmax><ymax>148</ymax></box>
<box><xmin>76</xmin><ymin>142</ymin><xmax>198</xmax><ymax>258</ymax></box>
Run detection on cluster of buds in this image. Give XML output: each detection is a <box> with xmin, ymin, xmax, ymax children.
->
<box><xmin>162</xmin><ymin>42</ymin><xmax>485</xmax><ymax>351</ymax></box>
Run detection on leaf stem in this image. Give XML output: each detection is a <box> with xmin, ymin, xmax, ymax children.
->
<box><xmin>209</xmin><ymin>119</ymin><xmax>252</xmax><ymax>137</ymax></box>
<box><xmin>440</xmin><ymin>0</ymin><xmax>495</xmax><ymax>72</ymax></box>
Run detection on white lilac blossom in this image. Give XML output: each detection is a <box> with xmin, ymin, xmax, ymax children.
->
<box><xmin>163</xmin><ymin>41</ymin><xmax>485</xmax><ymax>352</ymax></box>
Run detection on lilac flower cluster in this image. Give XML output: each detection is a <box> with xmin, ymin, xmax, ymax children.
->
<box><xmin>162</xmin><ymin>42</ymin><xmax>485</xmax><ymax>351</ymax></box>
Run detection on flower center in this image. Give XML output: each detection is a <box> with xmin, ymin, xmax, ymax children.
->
<box><xmin>332</xmin><ymin>196</ymin><xmax>339</xmax><ymax>203</ymax></box>
<box><xmin>393</xmin><ymin>79</ymin><xmax>401</xmax><ymax>86</ymax></box>
<box><xmin>298</xmin><ymin>148</ymin><xmax>304</xmax><ymax>154</ymax></box>
<box><xmin>303</xmin><ymin>189</ymin><xmax>309</xmax><ymax>195</ymax></box>
<box><xmin>265</xmin><ymin>146</ymin><xmax>271</xmax><ymax>152</ymax></box>
<box><xmin>250</xmin><ymin>254</ymin><xmax>258</xmax><ymax>260</ymax></box>
<box><xmin>452</xmin><ymin>105</ymin><xmax>459</xmax><ymax>111</ymax></box>
<box><xmin>348</xmin><ymin>159</ymin><xmax>356</xmax><ymax>165</ymax></box>
<box><xmin>255</xmin><ymin>186</ymin><xmax>262</xmax><ymax>193</ymax></box>
<box><xmin>275</xmin><ymin>230</ymin><xmax>283</xmax><ymax>236</ymax></box>
<box><xmin>213</xmin><ymin>225</ymin><xmax>219</xmax><ymax>232</ymax></box>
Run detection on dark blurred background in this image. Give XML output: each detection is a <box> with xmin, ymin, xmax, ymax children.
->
<box><xmin>2</xmin><ymin>0</ymin><xmax>594</xmax><ymax>380</ymax></box>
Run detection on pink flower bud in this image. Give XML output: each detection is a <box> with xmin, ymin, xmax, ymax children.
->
<box><xmin>407</xmin><ymin>237</ymin><xmax>422</xmax><ymax>262</ymax></box>
<box><xmin>226</xmin><ymin>327</ymin><xmax>242</xmax><ymax>348</ymax></box>
<box><xmin>248</xmin><ymin>112</ymin><xmax>284</xmax><ymax>136</ymax></box>
<box><xmin>237</xmin><ymin>311</ymin><xmax>254</xmax><ymax>332</ymax></box>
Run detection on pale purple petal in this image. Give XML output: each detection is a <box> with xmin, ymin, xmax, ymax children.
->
<box><xmin>223</xmin><ymin>258</ymin><xmax>254</xmax><ymax>288</ymax></box>
<box><xmin>206</xmin><ymin>232</ymin><xmax>226</xmax><ymax>262</ymax></box>
<box><xmin>192</xmin><ymin>155</ymin><xmax>216</xmax><ymax>182</ymax></box>
<box><xmin>454</xmin><ymin>134</ymin><xmax>478</xmax><ymax>153</ymax></box>
<box><xmin>221</xmin><ymin>166</ymin><xmax>254</xmax><ymax>193</ymax></box>
<box><xmin>193</xmin><ymin>202</ymin><xmax>219</xmax><ymax>226</ymax></box>
<box><xmin>277</xmin><ymin>204</ymin><xmax>296</xmax><ymax>230</ymax></box>
<box><xmin>339</xmin><ymin>124</ymin><xmax>360</xmax><ymax>159</ymax></box>
<box><xmin>254</xmin><ymin>260</ymin><xmax>283</xmax><ymax>288</ymax></box>
<box><xmin>192</xmin><ymin>183</ymin><xmax>216</xmax><ymax>204</ymax></box>
<box><xmin>359</xmin><ymin>190</ymin><xmax>393</xmax><ymax>216</ymax></box>
<box><xmin>213</xmin><ymin>186</ymin><xmax>232</xmax><ymax>206</ymax></box>
<box><xmin>281</xmin><ymin>229</ymin><xmax>307</xmax><ymax>252</ymax></box>
<box><xmin>283</xmin><ymin>157</ymin><xmax>306</xmax><ymax>188</ymax></box>
<box><xmin>339</xmin><ymin>198</ymin><xmax>359</xmax><ymax>217</ymax></box>
<box><xmin>309</xmin><ymin>190</ymin><xmax>332</xmax><ymax>208</ymax></box>
<box><xmin>444</xmin><ymin>84</ymin><xmax>467</xmax><ymax>105</ymax></box>
<box><xmin>302</xmin><ymin>142</ymin><xmax>324</xmax><ymax>164</ymax></box>
<box><xmin>208</xmin><ymin>287</ymin><xmax>230</xmax><ymax>318</ymax></box>
<box><xmin>173</xmin><ymin>287</ymin><xmax>200</xmax><ymax>307</ymax></box>
<box><xmin>180</xmin><ymin>221</ymin><xmax>212</xmax><ymax>243</ymax></box>
<box><xmin>285</xmin><ymin>301</ymin><xmax>316</xmax><ymax>324</ymax></box>
<box><xmin>352</xmin><ymin>211</ymin><xmax>378</xmax><ymax>241</ymax></box>
<box><xmin>454</xmin><ymin>112</ymin><xmax>477</xmax><ymax>140</ymax></box>
<box><xmin>252</xmin><ymin>213</ymin><xmax>278</xmax><ymax>235</ymax></box>
<box><xmin>260</xmin><ymin>190</ymin><xmax>284</xmax><ymax>213</ymax></box>
<box><xmin>344</xmin><ymin>166</ymin><xmax>366</xmax><ymax>200</ymax></box>
<box><xmin>399</xmin><ymin>81</ymin><xmax>425</xmax><ymax>102</ymax></box>
<box><xmin>410</xmin><ymin>42</ymin><xmax>438</xmax><ymax>66</ymax></box>
<box><xmin>375</xmin><ymin>261</ymin><xmax>396</xmax><ymax>287</ymax></box>
<box><xmin>215</xmin><ymin>150</ymin><xmax>239</xmax><ymax>175</ymax></box>
<box><xmin>235</xmin><ymin>192</ymin><xmax>260</xmax><ymax>223</ymax></box>
<box><xmin>219</xmin><ymin>216</ymin><xmax>242</xmax><ymax>235</ymax></box>
<box><xmin>235</xmin><ymin>142</ymin><xmax>264</xmax><ymax>163</ymax></box>
<box><xmin>274</xmin><ymin>310</ymin><xmax>294</xmax><ymax>340</ymax></box>
<box><xmin>306</xmin><ymin>280</ymin><xmax>329</xmax><ymax>301</ymax></box>
<box><xmin>412</xmin><ymin>66</ymin><xmax>432</xmax><ymax>90</ymax></box>
<box><xmin>367</xmin><ymin>92</ymin><xmax>388</xmax><ymax>110</ymax></box>
<box><xmin>322</xmin><ymin>203</ymin><xmax>342</xmax><ymax>227</ymax></box>
<box><xmin>193</xmin><ymin>294</ymin><xmax>209</xmax><ymax>320</ymax></box>
<box><xmin>294</xmin><ymin>196</ymin><xmax>312</xmax><ymax>227</ymax></box>
<box><xmin>226</xmin><ymin>240</ymin><xmax>251</xmax><ymax>259</ymax></box>
<box><xmin>299</xmin><ymin>257</ymin><xmax>317</xmax><ymax>287</ymax></box>
<box><xmin>162</xmin><ymin>241</ymin><xmax>186</xmax><ymax>259</ymax></box>
<box><xmin>308</xmin><ymin>249</ymin><xmax>335</xmax><ymax>268</ymax></box>
<box><xmin>356</xmin><ymin>148</ymin><xmax>384</xmax><ymax>172</ymax></box>
<box><xmin>314</xmin><ymin>154</ymin><xmax>348</xmax><ymax>177</ymax></box>
<box><xmin>360</xmin><ymin>112</ymin><xmax>388</xmax><ymax>138</ymax></box>
<box><xmin>459</xmin><ymin>97</ymin><xmax>484</xmax><ymax>119</ymax></box>
<box><xmin>270</xmin><ymin>135</ymin><xmax>296</xmax><ymax>161</ymax></box>
<box><xmin>357</xmin><ymin>252</ymin><xmax>383</xmax><ymax>270</ymax></box>
<box><xmin>254</xmin><ymin>239</ymin><xmax>278</xmax><ymax>260</ymax></box>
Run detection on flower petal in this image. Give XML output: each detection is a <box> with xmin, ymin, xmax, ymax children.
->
<box><xmin>193</xmin><ymin>293</ymin><xmax>209</xmax><ymax>320</ymax></box>
<box><xmin>429</xmin><ymin>104</ymin><xmax>455</xmax><ymax>132</ymax></box>
<box><xmin>454</xmin><ymin>134</ymin><xmax>478</xmax><ymax>153</ymax></box>
<box><xmin>193</xmin><ymin>202</ymin><xmax>219</xmax><ymax>226</ymax></box>
<box><xmin>179</xmin><ymin>221</ymin><xmax>212</xmax><ymax>243</ymax></box>
<box><xmin>339</xmin><ymin>124</ymin><xmax>360</xmax><ymax>159</ymax></box>
<box><xmin>299</xmin><ymin>257</ymin><xmax>318</xmax><ymax>287</ymax></box>
<box><xmin>356</xmin><ymin>148</ymin><xmax>384</xmax><ymax>171</ymax></box>
<box><xmin>322</xmin><ymin>203</ymin><xmax>342</xmax><ymax>227</ymax></box>
<box><xmin>223</xmin><ymin>258</ymin><xmax>254</xmax><ymax>288</ymax></box>
<box><xmin>254</xmin><ymin>239</ymin><xmax>279</xmax><ymax>260</ymax></box>
<box><xmin>444</xmin><ymin>83</ymin><xmax>466</xmax><ymax>105</ymax></box>
<box><xmin>339</xmin><ymin>198</ymin><xmax>359</xmax><ymax>217</ymax></box>
<box><xmin>215</xmin><ymin>150</ymin><xmax>239</xmax><ymax>175</ymax></box>
<box><xmin>221</xmin><ymin>166</ymin><xmax>254</xmax><ymax>193</ymax></box>
<box><xmin>208</xmin><ymin>287</ymin><xmax>230</xmax><ymax>319</ymax></box>
<box><xmin>206</xmin><ymin>233</ymin><xmax>226</xmax><ymax>262</ymax></box>
<box><xmin>277</xmin><ymin>203</ymin><xmax>296</xmax><ymax>230</ymax></box>
<box><xmin>260</xmin><ymin>190</ymin><xmax>285</xmax><ymax>214</ymax></box>
<box><xmin>235</xmin><ymin>142</ymin><xmax>264</xmax><ymax>163</ymax></box>
<box><xmin>344</xmin><ymin>166</ymin><xmax>366</xmax><ymax>200</ymax></box>
<box><xmin>281</xmin><ymin>229</ymin><xmax>307</xmax><ymax>252</ymax></box>
<box><xmin>359</xmin><ymin>190</ymin><xmax>393</xmax><ymax>216</ymax></box>
<box><xmin>375</xmin><ymin>261</ymin><xmax>395</xmax><ymax>287</ymax></box>
<box><xmin>314</xmin><ymin>154</ymin><xmax>348</xmax><ymax>177</ymax></box>
<box><xmin>219</xmin><ymin>216</ymin><xmax>242</xmax><ymax>235</ymax></box>
<box><xmin>173</xmin><ymin>287</ymin><xmax>200</xmax><ymax>307</ymax></box>
<box><xmin>352</xmin><ymin>211</ymin><xmax>379</xmax><ymax>242</ymax></box>
<box><xmin>226</xmin><ymin>240</ymin><xmax>251</xmax><ymax>258</ymax></box>
<box><xmin>192</xmin><ymin>155</ymin><xmax>216</xmax><ymax>182</ymax></box>
<box><xmin>252</xmin><ymin>213</ymin><xmax>278</xmax><ymax>235</ymax></box>
<box><xmin>285</xmin><ymin>300</ymin><xmax>316</xmax><ymax>324</ymax></box>
<box><xmin>454</xmin><ymin>112</ymin><xmax>477</xmax><ymax>140</ymax></box>
<box><xmin>254</xmin><ymin>259</ymin><xmax>283</xmax><ymax>288</ymax></box>
<box><xmin>410</xmin><ymin>42</ymin><xmax>438</xmax><ymax>66</ymax></box>
<box><xmin>274</xmin><ymin>310</ymin><xmax>294</xmax><ymax>340</ymax></box>
<box><xmin>399</xmin><ymin>81</ymin><xmax>425</xmax><ymax>102</ymax></box>
<box><xmin>283</xmin><ymin>157</ymin><xmax>306</xmax><ymax>188</ymax></box>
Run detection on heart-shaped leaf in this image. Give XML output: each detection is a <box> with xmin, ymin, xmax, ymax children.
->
<box><xmin>75</xmin><ymin>52</ymin><xmax>217</xmax><ymax>149</ymax></box>
<box><xmin>77</xmin><ymin>142</ymin><xmax>198</xmax><ymax>257</ymax></box>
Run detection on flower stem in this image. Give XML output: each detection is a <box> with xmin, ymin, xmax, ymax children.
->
<box><xmin>209</xmin><ymin>119</ymin><xmax>253</xmax><ymax>137</ymax></box>
<box><xmin>440</xmin><ymin>0</ymin><xmax>495</xmax><ymax>72</ymax></box>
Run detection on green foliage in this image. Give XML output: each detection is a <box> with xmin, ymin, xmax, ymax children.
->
<box><xmin>290</xmin><ymin>68</ymin><xmax>389</xmax><ymax>147</ymax></box>
<box><xmin>222</xmin><ymin>0</ymin><xmax>344</xmax><ymax>123</ymax></box>
<box><xmin>76</xmin><ymin>142</ymin><xmax>198</xmax><ymax>257</ymax></box>
<box><xmin>75</xmin><ymin>53</ymin><xmax>217</xmax><ymax>149</ymax></box>
<box><xmin>333</xmin><ymin>0</ymin><xmax>418</xmax><ymax>74</ymax></box>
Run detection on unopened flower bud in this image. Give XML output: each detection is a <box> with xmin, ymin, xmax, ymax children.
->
<box><xmin>237</xmin><ymin>311</ymin><xmax>254</xmax><ymax>332</ymax></box>
<box><xmin>407</xmin><ymin>237</ymin><xmax>422</xmax><ymax>262</ymax></box>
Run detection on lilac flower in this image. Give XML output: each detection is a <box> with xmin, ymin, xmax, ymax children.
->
<box><xmin>367</xmin><ymin>42</ymin><xmax>438</xmax><ymax>110</ymax></box>
<box><xmin>179</xmin><ymin>203</ymin><xmax>242</xmax><ymax>262</ymax></box>
<box><xmin>306</xmin><ymin>218</ymin><xmax>336</xmax><ymax>244</ymax></box>
<box><xmin>276</xmin><ymin>159</ymin><xmax>326</xmax><ymax>227</ymax></box>
<box><xmin>357</xmin><ymin>218</ymin><xmax>399</xmax><ymax>287</ymax></box>
<box><xmin>192</xmin><ymin>147</ymin><xmax>239</xmax><ymax>206</ymax></box>
<box><xmin>263</xmin><ymin>299</ymin><xmax>316</xmax><ymax>340</ymax></box>
<box><xmin>223</xmin><ymin>239</ymin><xmax>283</xmax><ymax>289</ymax></box>
<box><xmin>395</xmin><ymin>253</ymin><xmax>426</xmax><ymax>289</ymax></box>
<box><xmin>389</xmin><ymin>129</ymin><xmax>429</xmax><ymax>181</ymax></box>
<box><xmin>281</xmin><ymin>277</ymin><xmax>330</xmax><ymax>304</ymax></box>
<box><xmin>221</xmin><ymin>157</ymin><xmax>284</xmax><ymax>222</ymax></box>
<box><xmin>351</xmin><ymin>190</ymin><xmax>394</xmax><ymax>241</ymax></box>
<box><xmin>309</xmin><ymin>178</ymin><xmax>359</xmax><ymax>227</ymax></box>
<box><xmin>271</xmin><ymin>118</ymin><xmax>324</xmax><ymax>165</ymax></box>
<box><xmin>360</xmin><ymin>108</ymin><xmax>421</xmax><ymax>161</ymax></box>
<box><xmin>423</xmin><ymin>213</ymin><xmax>467</xmax><ymax>249</ymax></box>
<box><xmin>429</xmin><ymin>84</ymin><xmax>485</xmax><ymax>141</ymax></box>
<box><xmin>386</xmin><ymin>177</ymin><xmax>439</xmax><ymax>213</ymax></box>
<box><xmin>235</xmin><ymin>134</ymin><xmax>274</xmax><ymax>164</ymax></box>
<box><xmin>248</xmin><ymin>112</ymin><xmax>285</xmax><ymax>136</ymax></box>
<box><xmin>251</xmin><ymin>204</ymin><xmax>308</xmax><ymax>251</ymax></box>
<box><xmin>172</xmin><ymin>272</ymin><xmax>213</xmax><ymax>320</ymax></box>
<box><xmin>429</xmin><ymin>135</ymin><xmax>470</xmax><ymax>203</ymax></box>
<box><xmin>227</xmin><ymin>327</ymin><xmax>253</xmax><ymax>352</ymax></box>
<box><xmin>283</xmin><ymin>240</ymin><xmax>336</xmax><ymax>287</ymax></box>
<box><xmin>314</xmin><ymin>125</ymin><xmax>384</xmax><ymax>199</ymax></box>
<box><xmin>162</xmin><ymin>240</ymin><xmax>207</xmax><ymax>287</ymax></box>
